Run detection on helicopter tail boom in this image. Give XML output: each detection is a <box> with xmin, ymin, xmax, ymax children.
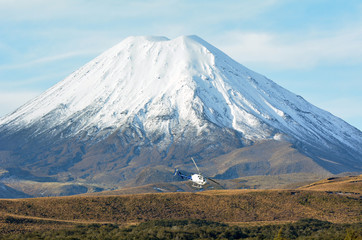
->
<box><xmin>174</xmin><ymin>169</ymin><xmax>191</xmax><ymax>180</ymax></box>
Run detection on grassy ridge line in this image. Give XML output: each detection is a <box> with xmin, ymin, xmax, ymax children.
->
<box><xmin>298</xmin><ymin>175</ymin><xmax>362</xmax><ymax>194</ymax></box>
<box><xmin>0</xmin><ymin>190</ymin><xmax>360</xmax><ymax>225</ymax></box>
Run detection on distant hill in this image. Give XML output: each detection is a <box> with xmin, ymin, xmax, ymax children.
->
<box><xmin>0</xmin><ymin>183</ymin><xmax>30</xmax><ymax>199</ymax></box>
<box><xmin>0</xmin><ymin>172</ymin><xmax>334</xmax><ymax>198</ymax></box>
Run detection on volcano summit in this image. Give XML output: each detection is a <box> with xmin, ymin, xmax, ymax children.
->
<box><xmin>0</xmin><ymin>36</ymin><xmax>361</xmax><ymax>193</ymax></box>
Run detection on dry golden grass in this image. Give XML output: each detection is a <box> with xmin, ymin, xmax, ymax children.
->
<box><xmin>0</xmin><ymin>189</ymin><xmax>360</xmax><ymax>225</ymax></box>
<box><xmin>299</xmin><ymin>175</ymin><xmax>362</xmax><ymax>194</ymax></box>
<box><xmin>1</xmin><ymin>176</ymin><xmax>361</xmax><ymax>234</ymax></box>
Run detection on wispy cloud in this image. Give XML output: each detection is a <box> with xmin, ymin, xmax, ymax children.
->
<box><xmin>0</xmin><ymin>50</ymin><xmax>96</xmax><ymax>71</ymax></box>
<box><xmin>214</xmin><ymin>27</ymin><xmax>362</xmax><ymax>70</ymax></box>
<box><xmin>0</xmin><ymin>72</ymin><xmax>66</xmax><ymax>89</ymax></box>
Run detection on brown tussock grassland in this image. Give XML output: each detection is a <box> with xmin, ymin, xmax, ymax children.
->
<box><xmin>0</xmin><ymin>175</ymin><xmax>360</xmax><ymax>238</ymax></box>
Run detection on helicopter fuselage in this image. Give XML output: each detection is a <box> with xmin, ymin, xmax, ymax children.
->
<box><xmin>191</xmin><ymin>174</ymin><xmax>207</xmax><ymax>186</ymax></box>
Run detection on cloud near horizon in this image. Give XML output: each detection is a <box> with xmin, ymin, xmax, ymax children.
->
<box><xmin>214</xmin><ymin>27</ymin><xmax>362</xmax><ymax>70</ymax></box>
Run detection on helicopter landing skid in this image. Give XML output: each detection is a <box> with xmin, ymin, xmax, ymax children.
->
<box><xmin>192</xmin><ymin>183</ymin><xmax>203</xmax><ymax>188</ymax></box>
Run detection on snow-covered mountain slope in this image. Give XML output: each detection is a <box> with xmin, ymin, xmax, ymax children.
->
<box><xmin>0</xmin><ymin>35</ymin><xmax>361</xmax><ymax>186</ymax></box>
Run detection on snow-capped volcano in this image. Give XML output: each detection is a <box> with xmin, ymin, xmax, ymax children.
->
<box><xmin>0</xmin><ymin>35</ymin><xmax>361</xmax><ymax>188</ymax></box>
<box><xmin>2</xmin><ymin>35</ymin><xmax>274</xmax><ymax>140</ymax></box>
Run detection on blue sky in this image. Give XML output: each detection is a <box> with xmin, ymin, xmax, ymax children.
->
<box><xmin>1</xmin><ymin>0</ymin><xmax>362</xmax><ymax>130</ymax></box>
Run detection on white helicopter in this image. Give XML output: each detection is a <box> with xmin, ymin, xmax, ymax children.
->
<box><xmin>174</xmin><ymin>157</ymin><xmax>222</xmax><ymax>188</ymax></box>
